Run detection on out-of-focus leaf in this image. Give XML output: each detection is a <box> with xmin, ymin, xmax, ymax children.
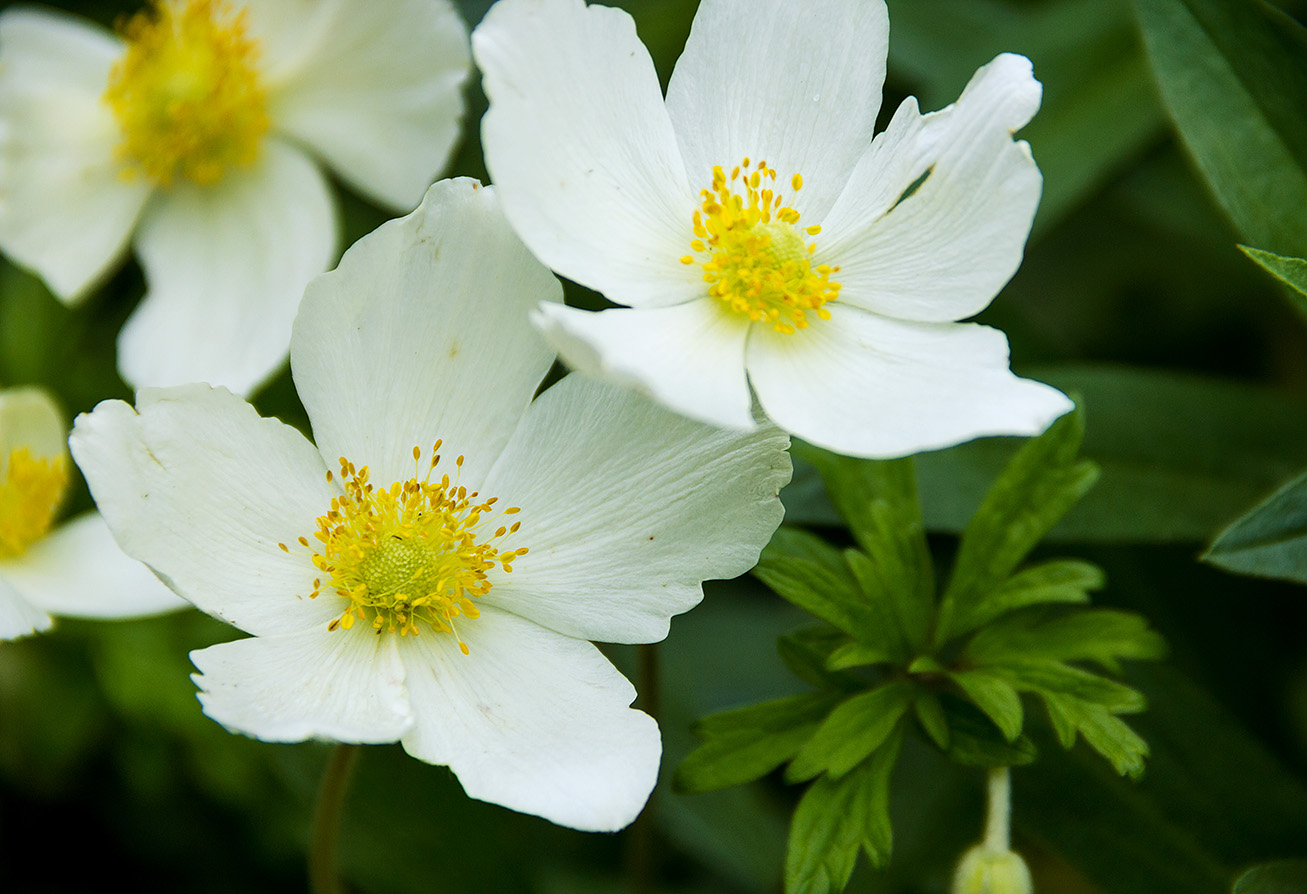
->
<box><xmin>778</xmin><ymin>626</ymin><xmax>866</xmax><ymax>693</ymax></box>
<box><xmin>1134</xmin><ymin>0</ymin><xmax>1307</xmax><ymax>255</ymax></box>
<box><xmin>944</xmin><ymin>559</ymin><xmax>1103</xmax><ymax>639</ymax></box>
<box><xmin>1233</xmin><ymin>860</ymin><xmax>1307</xmax><ymax>894</ymax></box>
<box><xmin>964</xmin><ymin>609</ymin><xmax>1167</xmax><ymax>673</ymax></box>
<box><xmin>914</xmin><ymin>691</ymin><xmax>951</xmax><ymax>750</ymax></box>
<box><xmin>937</xmin><ymin>406</ymin><xmax>1098</xmax><ymax>643</ymax></box>
<box><xmin>1040</xmin><ymin>694</ymin><xmax>1150</xmax><ymax>779</ymax></box>
<box><xmin>950</xmin><ymin>669</ymin><xmax>1025</xmax><ymax>743</ymax></box>
<box><xmin>787</xmin><ymin>682</ymin><xmax>914</xmax><ymax>783</ymax></box>
<box><xmin>1205</xmin><ymin>467</ymin><xmax>1307</xmax><ymax>584</ymax></box>
<box><xmin>1239</xmin><ymin>245</ymin><xmax>1307</xmax><ymax>319</ymax></box>
<box><xmin>943</xmin><ymin>697</ymin><xmax>1039</xmax><ymax>768</ymax></box>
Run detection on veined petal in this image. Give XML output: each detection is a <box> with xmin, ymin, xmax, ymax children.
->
<box><xmin>121</xmin><ymin>138</ymin><xmax>336</xmax><ymax>396</ymax></box>
<box><xmin>474</xmin><ymin>0</ymin><xmax>703</xmax><ymax>308</ymax></box>
<box><xmin>481</xmin><ymin>374</ymin><xmax>789</xmax><ymax>644</ymax></box>
<box><xmin>0</xmin><ymin>578</ymin><xmax>51</xmax><ymax>640</ymax></box>
<box><xmin>0</xmin><ymin>386</ymin><xmax>65</xmax><ymax>460</ymax></box>
<box><xmin>0</xmin><ymin>8</ymin><xmax>150</xmax><ymax>302</ymax></box>
<box><xmin>665</xmin><ymin>0</ymin><xmax>888</xmax><ymax>221</ymax></box>
<box><xmin>293</xmin><ymin>179</ymin><xmax>560</xmax><ymax>490</ymax></box>
<box><xmin>2</xmin><ymin>512</ymin><xmax>187</xmax><ymax>619</ymax></box>
<box><xmin>69</xmin><ymin>384</ymin><xmax>337</xmax><ymax>637</ymax></box>
<box><xmin>398</xmin><ymin>606</ymin><xmax>659</xmax><ymax>832</ymax></box>
<box><xmin>259</xmin><ymin>0</ymin><xmax>471</xmax><ymax>211</ymax></box>
<box><xmin>821</xmin><ymin>54</ymin><xmax>1043</xmax><ymax>323</ymax></box>
<box><xmin>747</xmin><ymin>305</ymin><xmax>1072</xmax><ymax>458</ymax></box>
<box><xmin>534</xmin><ymin>299</ymin><xmax>756</xmax><ymax>431</ymax></box>
<box><xmin>192</xmin><ymin>626</ymin><xmax>411</xmax><ymax>743</ymax></box>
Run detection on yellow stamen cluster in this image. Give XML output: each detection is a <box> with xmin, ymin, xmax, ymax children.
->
<box><xmin>682</xmin><ymin>158</ymin><xmax>841</xmax><ymax>335</ymax></box>
<box><xmin>282</xmin><ymin>443</ymin><xmax>527</xmax><ymax>652</ymax></box>
<box><xmin>104</xmin><ymin>0</ymin><xmax>269</xmax><ymax>187</ymax></box>
<box><xmin>0</xmin><ymin>449</ymin><xmax>69</xmax><ymax>559</ymax></box>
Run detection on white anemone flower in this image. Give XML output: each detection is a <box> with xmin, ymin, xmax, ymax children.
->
<box><xmin>70</xmin><ymin>178</ymin><xmax>791</xmax><ymax>831</ymax></box>
<box><xmin>473</xmin><ymin>0</ymin><xmax>1073</xmax><ymax>459</ymax></box>
<box><xmin>0</xmin><ymin>0</ymin><xmax>471</xmax><ymax>396</ymax></box>
<box><xmin>0</xmin><ymin>385</ymin><xmax>184</xmax><ymax>640</ymax></box>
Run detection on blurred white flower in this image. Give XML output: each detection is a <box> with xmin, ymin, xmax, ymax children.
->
<box><xmin>0</xmin><ymin>0</ymin><xmax>471</xmax><ymax>395</ymax></box>
<box><xmin>0</xmin><ymin>385</ymin><xmax>183</xmax><ymax>640</ymax></box>
<box><xmin>474</xmin><ymin>0</ymin><xmax>1071</xmax><ymax>459</ymax></box>
<box><xmin>71</xmin><ymin>179</ymin><xmax>791</xmax><ymax>831</ymax></box>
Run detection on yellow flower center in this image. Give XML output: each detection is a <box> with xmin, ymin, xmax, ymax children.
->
<box><xmin>0</xmin><ymin>448</ymin><xmax>69</xmax><ymax>559</ymax></box>
<box><xmin>681</xmin><ymin>158</ymin><xmax>841</xmax><ymax>335</ymax></box>
<box><xmin>104</xmin><ymin>0</ymin><xmax>269</xmax><ymax>187</ymax></box>
<box><xmin>283</xmin><ymin>443</ymin><xmax>528</xmax><ymax>651</ymax></box>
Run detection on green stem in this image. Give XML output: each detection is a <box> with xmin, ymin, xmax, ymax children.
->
<box><xmin>309</xmin><ymin>743</ymin><xmax>362</xmax><ymax>894</ymax></box>
<box><xmin>982</xmin><ymin>766</ymin><xmax>1012</xmax><ymax>852</ymax></box>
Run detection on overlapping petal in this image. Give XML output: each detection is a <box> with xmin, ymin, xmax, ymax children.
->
<box><xmin>0</xmin><ymin>9</ymin><xmax>150</xmax><ymax>302</ymax></box>
<box><xmin>69</xmin><ymin>384</ymin><xmax>335</xmax><ymax>638</ymax></box>
<box><xmin>0</xmin><ymin>386</ymin><xmax>66</xmax><ymax>460</ymax></box>
<box><xmin>534</xmin><ymin>299</ymin><xmax>755</xmax><ymax>431</ymax></box>
<box><xmin>475</xmin><ymin>0</ymin><xmax>703</xmax><ymax>308</ymax></box>
<box><xmin>258</xmin><ymin>0</ymin><xmax>471</xmax><ymax>211</ymax></box>
<box><xmin>2</xmin><ymin>512</ymin><xmax>186</xmax><ymax>619</ymax></box>
<box><xmin>399</xmin><ymin>606</ymin><xmax>659</xmax><ymax>832</ymax></box>
<box><xmin>747</xmin><ymin>305</ymin><xmax>1072</xmax><ymax>458</ymax></box>
<box><xmin>481</xmin><ymin>374</ymin><xmax>789</xmax><ymax>644</ymax></box>
<box><xmin>292</xmin><ymin>179</ymin><xmax>560</xmax><ymax>489</ymax></box>
<box><xmin>664</xmin><ymin>0</ymin><xmax>888</xmax><ymax>221</ymax></box>
<box><xmin>820</xmin><ymin>54</ymin><xmax>1044</xmax><ymax>323</ymax></box>
<box><xmin>193</xmin><ymin>626</ymin><xmax>411</xmax><ymax>743</ymax></box>
<box><xmin>121</xmin><ymin>139</ymin><xmax>336</xmax><ymax>396</ymax></box>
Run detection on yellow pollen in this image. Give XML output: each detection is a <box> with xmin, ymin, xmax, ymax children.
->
<box><xmin>104</xmin><ymin>0</ymin><xmax>269</xmax><ymax>187</ymax></box>
<box><xmin>0</xmin><ymin>448</ymin><xmax>69</xmax><ymax>559</ymax></box>
<box><xmin>284</xmin><ymin>442</ymin><xmax>528</xmax><ymax>651</ymax></box>
<box><xmin>682</xmin><ymin>158</ymin><xmax>841</xmax><ymax>335</ymax></box>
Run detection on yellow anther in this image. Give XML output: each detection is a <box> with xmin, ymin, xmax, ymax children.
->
<box><xmin>0</xmin><ymin>449</ymin><xmax>69</xmax><ymax>559</ymax></box>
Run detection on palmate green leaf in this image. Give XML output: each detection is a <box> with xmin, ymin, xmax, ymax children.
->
<box><xmin>912</xmin><ymin>690</ymin><xmax>950</xmax><ymax>750</ymax></box>
<box><xmin>986</xmin><ymin>659</ymin><xmax>1147</xmax><ymax>715</ymax></box>
<box><xmin>675</xmin><ymin>692</ymin><xmax>845</xmax><ymax>795</ymax></box>
<box><xmin>1239</xmin><ymin>246</ymin><xmax>1307</xmax><ymax>320</ymax></box>
<box><xmin>1134</xmin><ymin>0</ymin><xmax>1307</xmax><ymax>256</ymax></box>
<box><xmin>949</xmin><ymin>669</ymin><xmax>1024</xmax><ymax>742</ymax></box>
<box><xmin>963</xmin><ymin>609</ymin><xmax>1167</xmax><ymax>673</ymax></box>
<box><xmin>942</xmin><ymin>697</ymin><xmax>1039</xmax><ymax>768</ymax></box>
<box><xmin>787</xmin><ymin>681</ymin><xmax>915</xmax><ymax>783</ymax></box>
<box><xmin>1233</xmin><ymin>860</ymin><xmax>1307</xmax><ymax>894</ymax></box>
<box><xmin>799</xmin><ymin>445</ymin><xmax>933</xmax><ymax>654</ymax></box>
<box><xmin>778</xmin><ymin>627</ymin><xmax>867</xmax><ymax>693</ymax></box>
<box><xmin>785</xmin><ymin>726</ymin><xmax>904</xmax><ymax>894</ymax></box>
<box><xmin>943</xmin><ymin>559</ymin><xmax>1104</xmax><ymax>640</ymax></box>
<box><xmin>936</xmin><ymin>406</ymin><xmax>1098</xmax><ymax>644</ymax></box>
<box><xmin>1040</xmin><ymin>693</ymin><xmax>1150</xmax><ymax>779</ymax></box>
<box><xmin>1205</xmin><ymin>467</ymin><xmax>1307</xmax><ymax>584</ymax></box>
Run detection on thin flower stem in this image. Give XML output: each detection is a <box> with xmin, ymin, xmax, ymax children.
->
<box><xmin>983</xmin><ymin>766</ymin><xmax>1012</xmax><ymax>852</ymax></box>
<box><xmin>309</xmin><ymin>743</ymin><xmax>362</xmax><ymax>894</ymax></box>
<box><xmin>628</xmin><ymin>642</ymin><xmax>661</xmax><ymax>894</ymax></box>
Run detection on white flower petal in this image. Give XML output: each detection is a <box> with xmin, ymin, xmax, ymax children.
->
<box><xmin>820</xmin><ymin>54</ymin><xmax>1043</xmax><ymax>323</ymax></box>
<box><xmin>121</xmin><ymin>139</ymin><xmax>336</xmax><ymax>395</ymax></box>
<box><xmin>0</xmin><ymin>386</ymin><xmax>65</xmax><ymax>460</ymax></box>
<box><xmin>664</xmin><ymin>0</ymin><xmax>888</xmax><ymax>220</ymax></box>
<box><xmin>481</xmin><ymin>374</ymin><xmax>789</xmax><ymax>644</ymax></box>
<box><xmin>0</xmin><ymin>9</ymin><xmax>150</xmax><ymax>303</ymax></box>
<box><xmin>293</xmin><ymin>179</ymin><xmax>560</xmax><ymax>490</ymax></box>
<box><xmin>69</xmin><ymin>384</ymin><xmax>337</xmax><ymax>637</ymax></box>
<box><xmin>474</xmin><ymin>0</ymin><xmax>702</xmax><ymax>308</ymax></box>
<box><xmin>534</xmin><ymin>299</ymin><xmax>756</xmax><ymax>431</ymax></box>
<box><xmin>0</xmin><ymin>578</ymin><xmax>51</xmax><ymax>641</ymax></box>
<box><xmin>747</xmin><ymin>305</ymin><xmax>1072</xmax><ymax>458</ymax></box>
<box><xmin>192</xmin><ymin>627</ymin><xmax>411</xmax><ymax>743</ymax></box>
<box><xmin>259</xmin><ymin>0</ymin><xmax>471</xmax><ymax>211</ymax></box>
<box><xmin>398</xmin><ymin>606</ymin><xmax>659</xmax><ymax>832</ymax></box>
<box><xmin>2</xmin><ymin>512</ymin><xmax>187</xmax><ymax>619</ymax></box>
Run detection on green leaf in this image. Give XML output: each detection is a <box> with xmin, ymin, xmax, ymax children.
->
<box><xmin>949</xmin><ymin>670</ymin><xmax>1025</xmax><ymax>742</ymax></box>
<box><xmin>1233</xmin><ymin>860</ymin><xmax>1307</xmax><ymax>894</ymax></box>
<box><xmin>675</xmin><ymin>693</ymin><xmax>845</xmax><ymax>795</ymax></box>
<box><xmin>787</xmin><ymin>681</ymin><xmax>915</xmax><ymax>783</ymax></box>
<box><xmin>963</xmin><ymin>609</ymin><xmax>1168</xmax><ymax>673</ymax></box>
<box><xmin>913</xmin><ymin>691</ymin><xmax>950</xmax><ymax>751</ymax></box>
<box><xmin>943</xmin><ymin>559</ymin><xmax>1104</xmax><ymax>640</ymax></box>
<box><xmin>825</xmin><ymin>640</ymin><xmax>895</xmax><ymax>672</ymax></box>
<box><xmin>754</xmin><ymin>528</ymin><xmax>882</xmax><ymax>644</ymax></box>
<box><xmin>778</xmin><ymin>627</ymin><xmax>866</xmax><ymax>693</ymax></box>
<box><xmin>937</xmin><ymin>406</ymin><xmax>1098</xmax><ymax>644</ymax></box>
<box><xmin>1039</xmin><ymin>694</ymin><xmax>1150</xmax><ymax>779</ymax></box>
<box><xmin>989</xmin><ymin>659</ymin><xmax>1148</xmax><ymax>714</ymax></box>
<box><xmin>1239</xmin><ymin>245</ymin><xmax>1307</xmax><ymax>319</ymax></box>
<box><xmin>785</xmin><ymin>727</ymin><xmax>904</xmax><ymax>894</ymax></box>
<box><xmin>800</xmin><ymin>444</ymin><xmax>934</xmax><ymax>653</ymax></box>
<box><xmin>1205</xmin><ymin>467</ymin><xmax>1307</xmax><ymax>585</ymax></box>
<box><xmin>1134</xmin><ymin>0</ymin><xmax>1307</xmax><ymax>255</ymax></box>
<box><xmin>943</xmin><ymin>697</ymin><xmax>1039</xmax><ymax>768</ymax></box>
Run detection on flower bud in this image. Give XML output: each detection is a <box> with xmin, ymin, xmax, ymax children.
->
<box><xmin>951</xmin><ymin>844</ymin><xmax>1034</xmax><ymax>894</ymax></box>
